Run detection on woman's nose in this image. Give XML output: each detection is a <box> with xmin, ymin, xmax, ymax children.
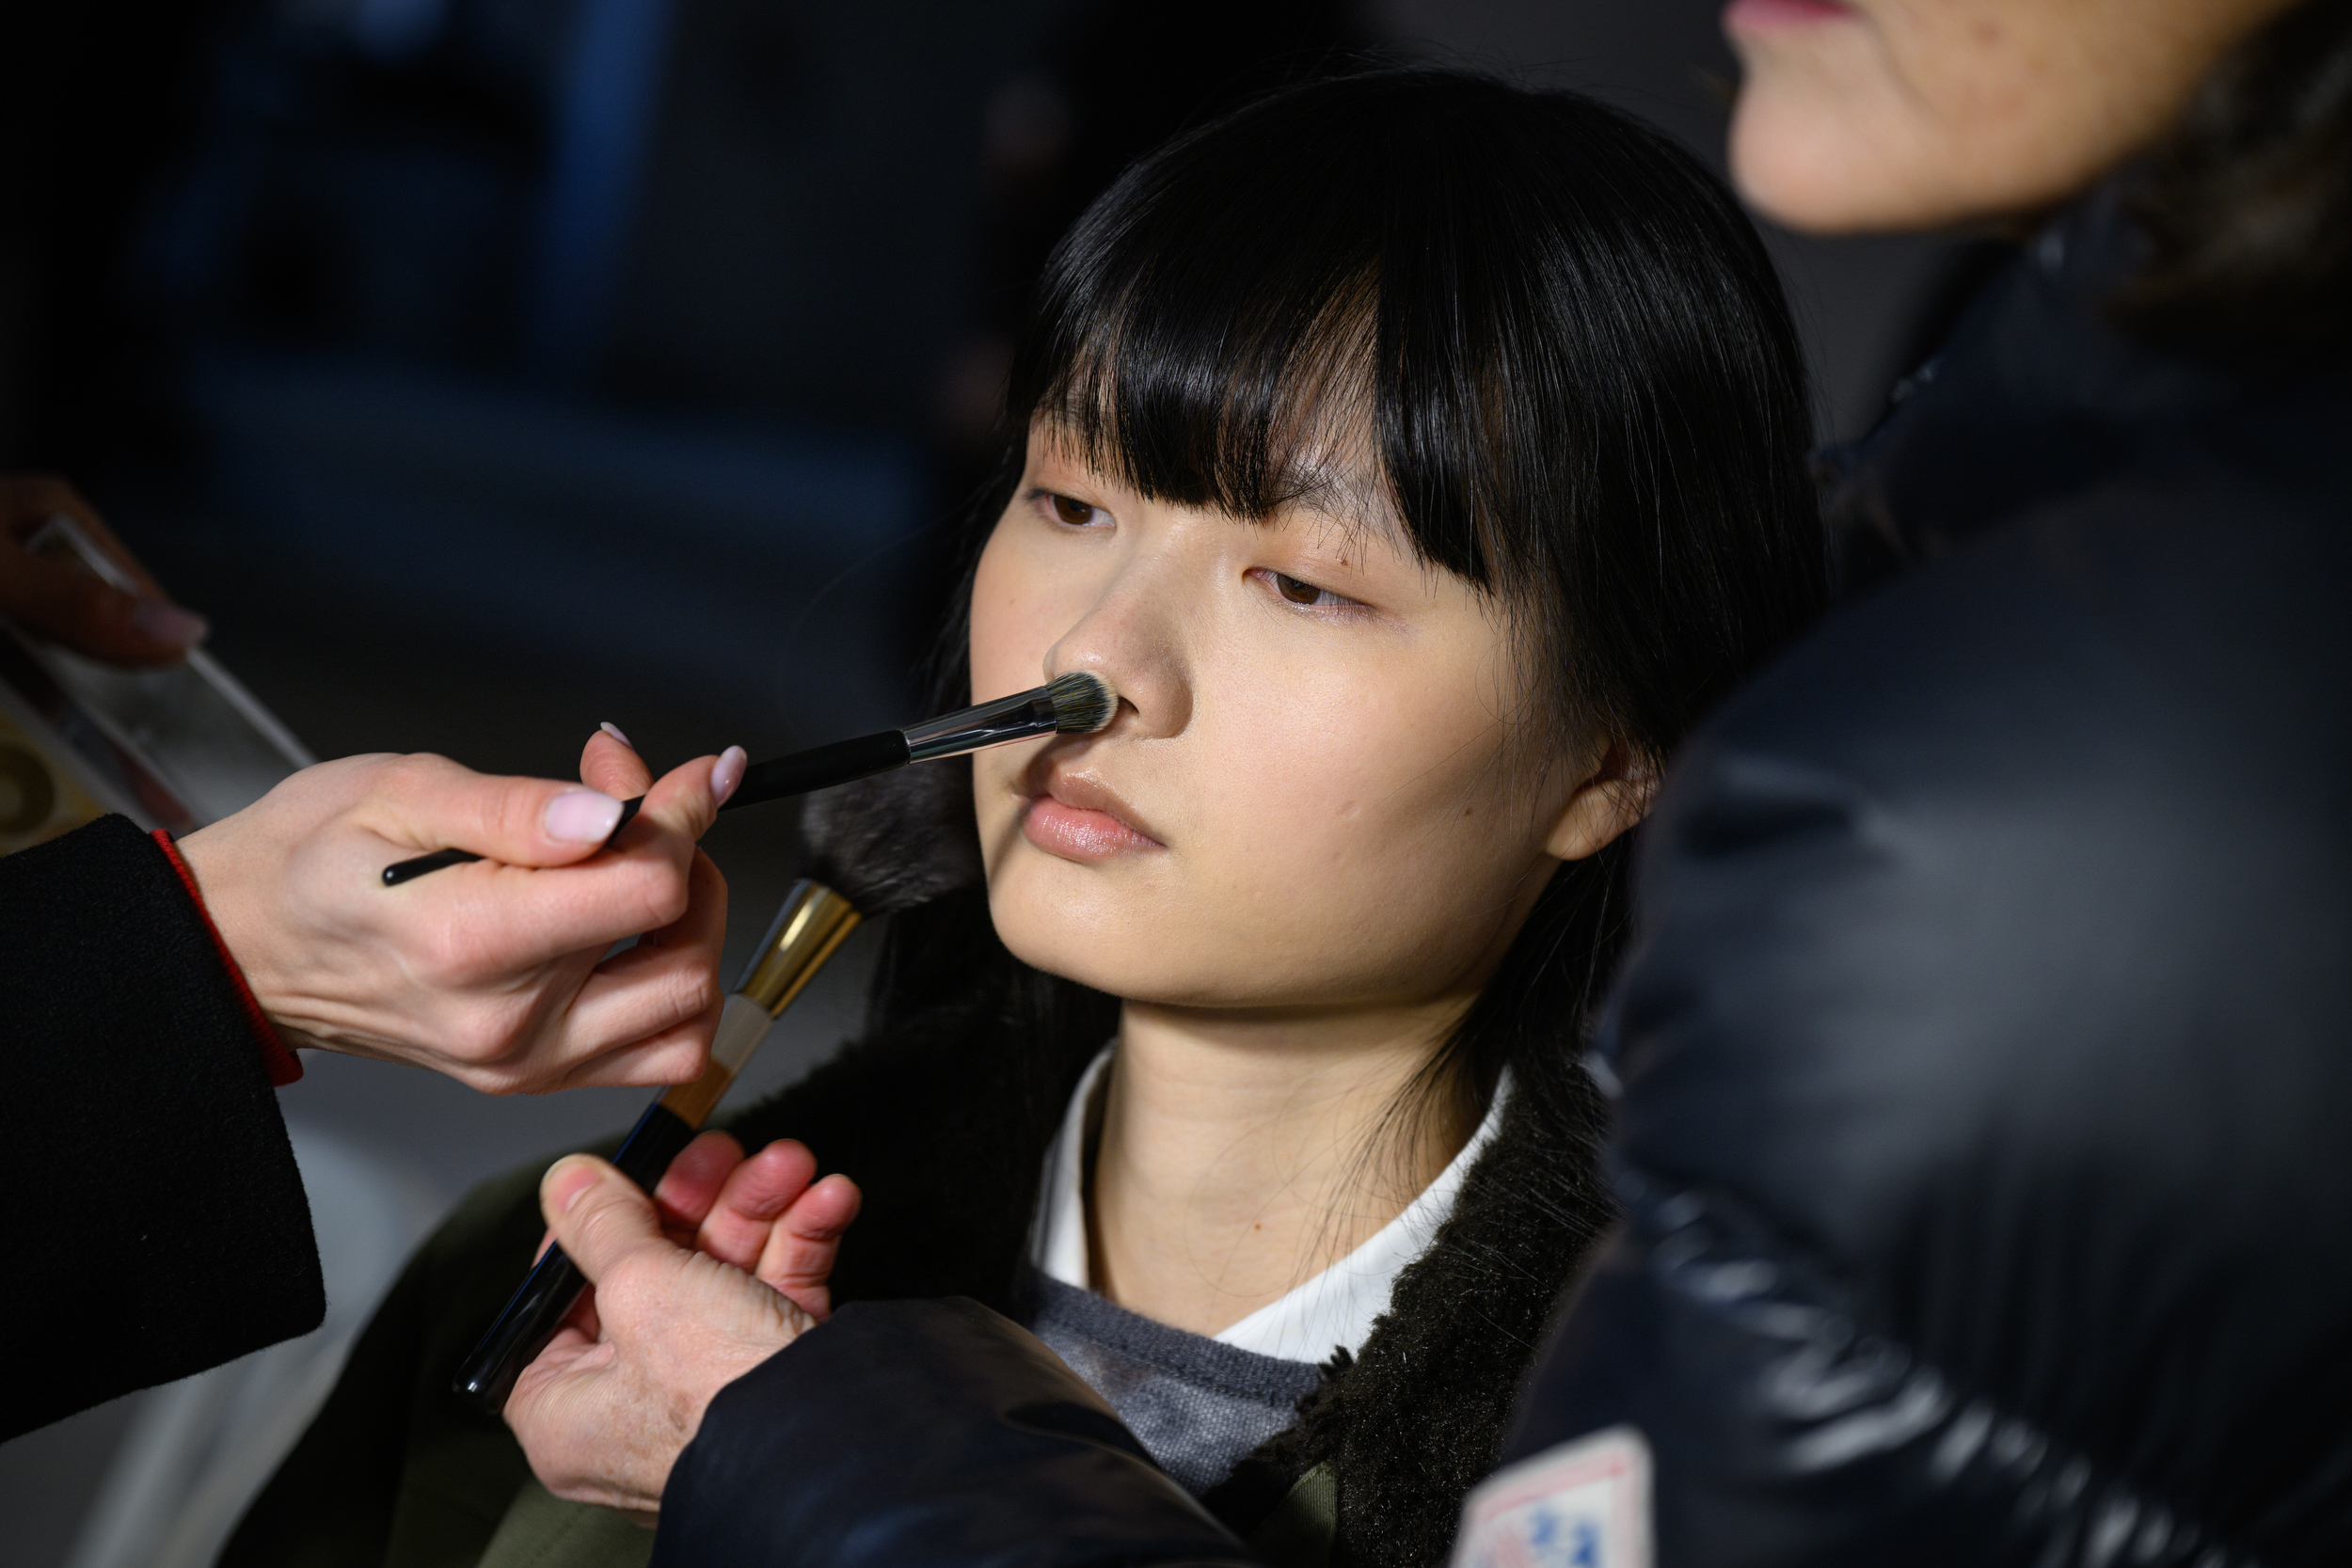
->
<box><xmin>1042</xmin><ymin>542</ymin><xmax>1194</xmax><ymax>739</ymax></box>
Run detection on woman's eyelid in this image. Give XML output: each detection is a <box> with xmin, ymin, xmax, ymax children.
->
<box><xmin>1258</xmin><ymin>520</ymin><xmax>1391</xmax><ymax>603</ymax></box>
<box><xmin>1252</xmin><ymin>564</ymin><xmax>1373</xmax><ymax>613</ymax></box>
<box><xmin>1026</xmin><ymin>485</ymin><xmax>1115</xmax><ymax>527</ymax></box>
<box><xmin>1263</xmin><ymin>545</ymin><xmax>1372</xmax><ymax>598</ymax></box>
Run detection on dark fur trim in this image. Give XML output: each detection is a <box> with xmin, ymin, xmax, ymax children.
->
<box><xmin>1224</xmin><ymin>1084</ymin><xmax>1613</xmax><ymax>1566</ymax></box>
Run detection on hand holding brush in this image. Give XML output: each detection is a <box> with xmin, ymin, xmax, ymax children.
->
<box><xmin>453</xmin><ymin>748</ymin><xmax>992</xmax><ymax>1408</ymax></box>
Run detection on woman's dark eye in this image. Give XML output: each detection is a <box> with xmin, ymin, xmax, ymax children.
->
<box><xmin>1273</xmin><ymin>572</ymin><xmax>1326</xmax><ymax>606</ymax></box>
<box><xmin>1050</xmin><ymin>494</ymin><xmax>1099</xmax><ymax>526</ymax></box>
<box><xmin>1254</xmin><ymin>568</ymin><xmax>1363</xmax><ymax>613</ymax></box>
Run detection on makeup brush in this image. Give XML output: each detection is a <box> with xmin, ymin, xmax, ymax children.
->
<box><xmin>383</xmin><ymin>671</ymin><xmax>1114</xmax><ymax>886</ymax></box>
<box><xmin>453</xmin><ymin>764</ymin><xmax>986</xmax><ymax>1409</ymax></box>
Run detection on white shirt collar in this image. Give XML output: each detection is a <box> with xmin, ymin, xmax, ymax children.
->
<box><xmin>1029</xmin><ymin>1044</ymin><xmax>1513</xmax><ymax>1363</ymax></box>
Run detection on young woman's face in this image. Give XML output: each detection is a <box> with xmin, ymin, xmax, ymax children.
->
<box><xmin>968</xmin><ymin>424</ymin><xmax>1623</xmax><ymax>1018</ymax></box>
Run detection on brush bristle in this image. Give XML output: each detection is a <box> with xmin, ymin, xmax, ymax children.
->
<box><xmin>1047</xmin><ymin>671</ymin><xmax>1117</xmax><ymax>735</ymax></box>
<box><xmin>798</xmin><ymin>763</ymin><xmax>985</xmax><ymax>916</ymax></box>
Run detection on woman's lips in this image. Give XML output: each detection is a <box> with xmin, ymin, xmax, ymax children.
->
<box><xmin>1724</xmin><ymin>0</ymin><xmax>1855</xmax><ymax>29</ymax></box>
<box><xmin>1018</xmin><ymin>771</ymin><xmax>1164</xmax><ymax>863</ymax></box>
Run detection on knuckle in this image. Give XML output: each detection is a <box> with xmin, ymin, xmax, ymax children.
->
<box><xmin>640</xmin><ymin>864</ymin><xmax>692</xmax><ymax>929</ymax></box>
<box><xmin>384</xmin><ymin>752</ymin><xmax>435</xmax><ymax>788</ymax></box>
<box><xmin>413</xmin><ymin>918</ymin><xmax>487</xmax><ymax>984</ymax></box>
<box><xmin>646</xmin><ymin>1038</ymin><xmax>708</xmax><ymax>1085</ymax></box>
<box><xmin>607</xmin><ymin>1250</ymin><xmax>658</xmax><ymax>1291</ymax></box>
<box><xmin>569</xmin><ymin>1190</ymin><xmax>626</xmax><ymax>1248</ymax></box>
<box><xmin>627</xmin><ymin>969</ymin><xmax>715</xmax><ymax>1043</ymax></box>
<box><xmin>581</xmin><ymin>1218</ymin><xmax>655</xmax><ymax>1283</ymax></box>
<box><xmin>669</xmin><ymin>962</ymin><xmax>719</xmax><ymax>1022</ymax></box>
<box><xmin>494</xmin><ymin>776</ymin><xmax>547</xmax><ymax>846</ymax></box>
<box><xmin>431</xmin><ymin>993</ymin><xmax>531</xmax><ymax>1065</ymax></box>
<box><xmin>444</xmin><ymin>1017</ymin><xmax>513</xmax><ymax>1066</ymax></box>
<box><xmin>612</xmin><ymin>861</ymin><xmax>690</xmax><ymax>933</ymax></box>
<box><xmin>384</xmin><ymin>752</ymin><xmax>453</xmax><ymax>803</ymax></box>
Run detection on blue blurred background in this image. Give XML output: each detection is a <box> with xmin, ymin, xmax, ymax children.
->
<box><xmin>0</xmin><ymin>3</ymin><xmax>1967</xmax><ymax>1560</ymax></box>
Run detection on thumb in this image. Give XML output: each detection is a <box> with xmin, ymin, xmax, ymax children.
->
<box><xmin>541</xmin><ymin>1154</ymin><xmax>666</xmax><ymax>1284</ymax></box>
<box><xmin>380</xmin><ymin>754</ymin><xmax>636</xmax><ymax>868</ymax></box>
<box><xmin>628</xmin><ymin>747</ymin><xmax>741</xmax><ymax>850</ymax></box>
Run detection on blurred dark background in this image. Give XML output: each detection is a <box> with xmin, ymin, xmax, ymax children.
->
<box><xmin>0</xmin><ymin>2</ymin><xmax>1964</xmax><ymax>1560</ymax></box>
<box><xmin>0</xmin><ymin>0</ymin><xmax>1965</xmax><ymax>829</ymax></box>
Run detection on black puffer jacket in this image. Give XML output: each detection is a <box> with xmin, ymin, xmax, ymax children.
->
<box><xmin>647</xmin><ymin>191</ymin><xmax>2352</xmax><ymax>1567</ymax></box>
<box><xmin>224</xmin><ymin>897</ymin><xmax>1615</xmax><ymax>1568</ymax></box>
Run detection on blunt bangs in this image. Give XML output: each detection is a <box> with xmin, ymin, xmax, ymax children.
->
<box><xmin>1023</xmin><ymin>202</ymin><xmax>1394</xmax><ymax>548</ymax></box>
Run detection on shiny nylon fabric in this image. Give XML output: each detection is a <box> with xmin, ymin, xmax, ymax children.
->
<box><xmin>1518</xmin><ymin>1181</ymin><xmax>2256</xmax><ymax>1567</ymax></box>
<box><xmin>1510</xmin><ymin>190</ymin><xmax>2352</xmax><ymax>1565</ymax></box>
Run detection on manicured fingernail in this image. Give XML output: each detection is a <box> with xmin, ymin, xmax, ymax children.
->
<box><xmin>547</xmin><ymin>1155</ymin><xmax>599</xmax><ymax>1212</ymax></box>
<box><xmin>711</xmin><ymin>745</ymin><xmax>747</xmax><ymax>806</ymax></box>
<box><xmin>545</xmin><ymin>788</ymin><xmax>625</xmax><ymax>844</ymax></box>
<box><xmin>131</xmin><ymin>599</ymin><xmax>209</xmax><ymax>648</ymax></box>
<box><xmin>599</xmin><ymin>721</ymin><xmax>633</xmax><ymax>749</ymax></box>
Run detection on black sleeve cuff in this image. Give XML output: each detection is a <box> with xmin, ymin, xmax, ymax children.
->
<box><xmin>0</xmin><ymin>814</ymin><xmax>321</xmax><ymax>1439</ymax></box>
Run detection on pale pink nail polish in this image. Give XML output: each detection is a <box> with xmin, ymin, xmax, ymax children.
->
<box><xmin>599</xmin><ymin>720</ymin><xmax>634</xmax><ymax>749</ymax></box>
<box><xmin>545</xmin><ymin>788</ymin><xmax>625</xmax><ymax>844</ymax></box>
<box><xmin>711</xmin><ymin>745</ymin><xmax>748</xmax><ymax>806</ymax></box>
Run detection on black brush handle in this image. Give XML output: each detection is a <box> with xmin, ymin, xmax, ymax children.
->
<box><xmin>382</xmin><ymin>796</ymin><xmax>644</xmax><ymax>886</ymax></box>
<box><xmin>725</xmin><ymin>729</ymin><xmax>908</xmax><ymax>811</ymax></box>
<box><xmin>380</xmin><ymin>846</ymin><xmax>483</xmax><ymax>884</ymax></box>
<box><xmin>452</xmin><ymin>1099</ymin><xmax>700</xmax><ymax>1409</ymax></box>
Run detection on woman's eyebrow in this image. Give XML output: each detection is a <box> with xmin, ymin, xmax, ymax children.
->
<box><xmin>1269</xmin><ymin>453</ymin><xmax>1406</xmax><ymax>556</ymax></box>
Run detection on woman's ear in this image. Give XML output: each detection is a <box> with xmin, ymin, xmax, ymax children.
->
<box><xmin>1543</xmin><ymin>741</ymin><xmax>1656</xmax><ymax>863</ymax></box>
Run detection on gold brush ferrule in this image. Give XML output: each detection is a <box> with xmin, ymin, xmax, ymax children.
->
<box><xmin>737</xmin><ymin>879</ymin><xmax>864</xmax><ymax>1012</ymax></box>
<box><xmin>659</xmin><ymin>879</ymin><xmax>862</xmax><ymax>1127</ymax></box>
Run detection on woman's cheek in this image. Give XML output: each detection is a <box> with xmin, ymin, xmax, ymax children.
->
<box><xmin>966</xmin><ymin>600</ymin><xmax>1026</xmax><ymax>708</ymax></box>
<box><xmin>969</xmin><ymin>750</ymin><xmax>1019</xmax><ymax>879</ymax></box>
<box><xmin>1198</xmin><ymin>728</ymin><xmax>1389</xmax><ymax>920</ymax></box>
<box><xmin>968</xmin><ymin>519</ymin><xmax>1060</xmax><ymax>705</ymax></box>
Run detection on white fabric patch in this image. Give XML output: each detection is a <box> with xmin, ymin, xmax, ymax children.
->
<box><xmin>1452</xmin><ymin>1425</ymin><xmax>1653</xmax><ymax>1568</ymax></box>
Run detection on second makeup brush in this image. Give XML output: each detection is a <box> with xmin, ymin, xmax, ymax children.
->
<box><xmin>452</xmin><ymin>764</ymin><xmax>986</xmax><ymax>1409</ymax></box>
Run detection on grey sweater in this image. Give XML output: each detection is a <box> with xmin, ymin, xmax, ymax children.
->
<box><xmin>1025</xmin><ymin>1273</ymin><xmax>1325</xmax><ymax>1496</ymax></box>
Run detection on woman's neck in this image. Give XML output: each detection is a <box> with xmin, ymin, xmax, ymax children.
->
<box><xmin>1086</xmin><ymin>998</ymin><xmax>1480</xmax><ymax>1338</ymax></box>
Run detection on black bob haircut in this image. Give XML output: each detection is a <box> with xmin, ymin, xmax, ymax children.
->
<box><xmin>875</xmin><ymin>69</ymin><xmax>1827</xmax><ymax>1156</ymax></box>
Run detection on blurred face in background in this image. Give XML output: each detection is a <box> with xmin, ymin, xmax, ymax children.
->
<box><xmin>1724</xmin><ymin>0</ymin><xmax>2304</xmax><ymax>231</ymax></box>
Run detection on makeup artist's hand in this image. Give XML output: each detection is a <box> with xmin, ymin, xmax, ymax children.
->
<box><xmin>0</xmin><ymin>475</ymin><xmax>210</xmax><ymax>663</ymax></box>
<box><xmin>177</xmin><ymin>734</ymin><xmax>745</xmax><ymax>1093</ymax></box>
<box><xmin>505</xmin><ymin>1135</ymin><xmax>860</xmax><ymax>1517</ymax></box>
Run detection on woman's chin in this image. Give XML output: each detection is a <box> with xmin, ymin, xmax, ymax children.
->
<box><xmin>989</xmin><ymin>856</ymin><xmax>1175</xmax><ymax>994</ymax></box>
